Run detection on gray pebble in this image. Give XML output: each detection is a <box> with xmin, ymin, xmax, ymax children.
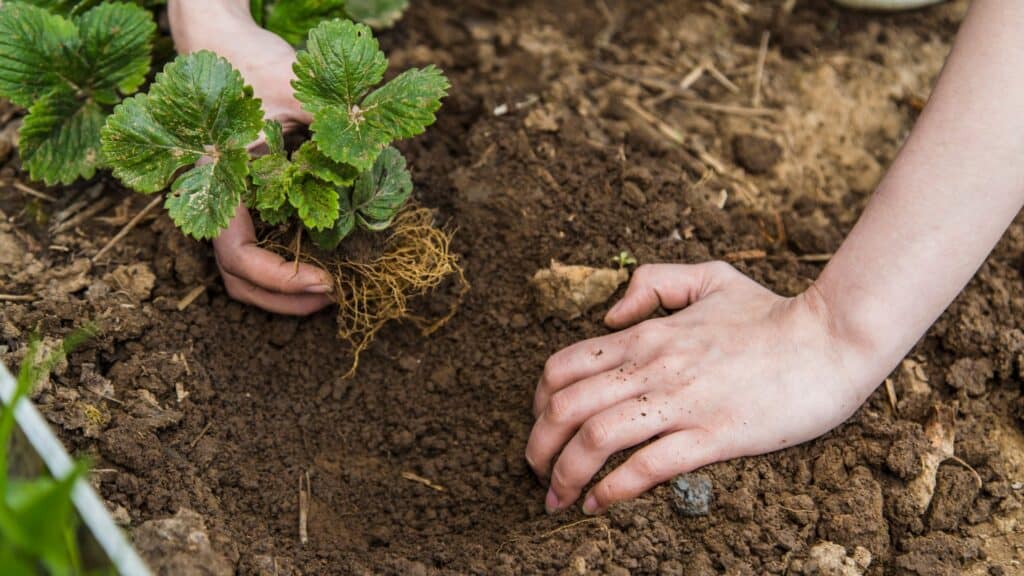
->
<box><xmin>671</xmin><ymin>473</ymin><xmax>713</xmax><ymax>517</ymax></box>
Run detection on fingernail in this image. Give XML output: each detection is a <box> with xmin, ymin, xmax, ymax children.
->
<box><xmin>545</xmin><ymin>488</ymin><xmax>560</xmax><ymax>514</ymax></box>
<box><xmin>582</xmin><ymin>494</ymin><xmax>598</xmax><ymax>515</ymax></box>
<box><xmin>304</xmin><ymin>284</ymin><xmax>332</xmax><ymax>294</ymax></box>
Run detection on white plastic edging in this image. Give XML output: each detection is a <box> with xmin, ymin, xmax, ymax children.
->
<box><xmin>0</xmin><ymin>361</ymin><xmax>152</xmax><ymax>576</ymax></box>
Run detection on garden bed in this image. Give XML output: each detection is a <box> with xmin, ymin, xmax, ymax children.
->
<box><xmin>2</xmin><ymin>0</ymin><xmax>1023</xmax><ymax>574</ymax></box>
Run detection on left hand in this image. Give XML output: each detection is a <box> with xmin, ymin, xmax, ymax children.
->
<box><xmin>527</xmin><ymin>262</ymin><xmax>882</xmax><ymax>515</ymax></box>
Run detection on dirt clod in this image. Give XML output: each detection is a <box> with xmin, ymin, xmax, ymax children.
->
<box><xmin>732</xmin><ymin>134</ymin><xmax>782</xmax><ymax>174</ymax></box>
<box><xmin>531</xmin><ymin>261</ymin><xmax>629</xmax><ymax>321</ymax></box>
<box><xmin>133</xmin><ymin>509</ymin><xmax>233</xmax><ymax>576</ymax></box>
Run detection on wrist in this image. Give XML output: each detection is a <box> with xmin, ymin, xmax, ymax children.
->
<box><xmin>796</xmin><ymin>281</ymin><xmax>901</xmax><ymax>396</ymax></box>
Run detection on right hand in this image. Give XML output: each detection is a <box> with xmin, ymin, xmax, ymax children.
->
<box><xmin>168</xmin><ymin>0</ymin><xmax>332</xmax><ymax>315</ymax></box>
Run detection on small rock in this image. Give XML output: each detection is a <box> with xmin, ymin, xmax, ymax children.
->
<box><xmin>802</xmin><ymin>541</ymin><xmax>871</xmax><ymax>576</ymax></box>
<box><xmin>732</xmin><ymin>134</ymin><xmax>782</xmax><ymax>174</ymax></box>
<box><xmin>530</xmin><ymin>261</ymin><xmax>629</xmax><ymax>321</ymax></box>
<box><xmin>623</xmin><ymin>165</ymin><xmax>653</xmax><ymax>188</ymax></box>
<box><xmin>399</xmin><ymin>355</ymin><xmax>421</xmax><ymax>372</ymax></box>
<box><xmin>946</xmin><ymin>357</ymin><xmax>993</xmax><ymax>397</ymax></box>
<box><xmin>524</xmin><ymin>105</ymin><xmax>560</xmax><ymax>132</ymax></box>
<box><xmin>509</xmin><ymin>313</ymin><xmax>529</xmax><ymax>329</ymax></box>
<box><xmin>671</xmin><ymin>473</ymin><xmax>713</xmax><ymax>517</ymax></box>
<box><xmin>621</xmin><ymin>181</ymin><xmax>647</xmax><ymax>207</ymax></box>
<box><xmin>104</xmin><ymin>263</ymin><xmax>156</xmax><ymax>301</ymax></box>
<box><xmin>133</xmin><ymin>509</ymin><xmax>233</xmax><ymax>576</ymax></box>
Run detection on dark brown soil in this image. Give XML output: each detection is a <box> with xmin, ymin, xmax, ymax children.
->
<box><xmin>3</xmin><ymin>0</ymin><xmax>1024</xmax><ymax>574</ymax></box>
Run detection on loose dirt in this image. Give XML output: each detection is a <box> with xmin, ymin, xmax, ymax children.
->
<box><xmin>3</xmin><ymin>0</ymin><xmax>1023</xmax><ymax>574</ymax></box>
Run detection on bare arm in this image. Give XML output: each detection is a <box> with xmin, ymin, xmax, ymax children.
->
<box><xmin>819</xmin><ymin>0</ymin><xmax>1024</xmax><ymax>370</ymax></box>
<box><xmin>528</xmin><ymin>0</ymin><xmax>1024</xmax><ymax>515</ymax></box>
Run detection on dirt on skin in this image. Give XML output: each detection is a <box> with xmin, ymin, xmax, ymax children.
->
<box><xmin>2</xmin><ymin>0</ymin><xmax>1024</xmax><ymax>574</ymax></box>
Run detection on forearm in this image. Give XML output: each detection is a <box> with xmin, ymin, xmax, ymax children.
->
<box><xmin>815</xmin><ymin>0</ymin><xmax>1024</xmax><ymax>374</ymax></box>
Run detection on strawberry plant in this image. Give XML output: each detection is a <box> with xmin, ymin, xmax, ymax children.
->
<box><xmin>1</xmin><ymin>330</ymin><xmax>97</xmax><ymax>575</ymax></box>
<box><xmin>0</xmin><ymin>1</ymin><xmax>156</xmax><ymax>185</ymax></box>
<box><xmin>101</xmin><ymin>18</ymin><xmax>448</xmax><ymax>245</ymax></box>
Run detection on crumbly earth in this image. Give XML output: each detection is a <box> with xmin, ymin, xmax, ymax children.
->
<box><xmin>3</xmin><ymin>0</ymin><xmax>1024</xmax><ymax>574</ymax></box>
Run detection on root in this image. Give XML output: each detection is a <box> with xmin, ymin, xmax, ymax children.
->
<box><xmin>333</xmin><ymin>208</ymin><xmax>467</xmax><ymax>377</ymax></box>
<box><xmin>265</xmin><ymin>207</ymin><xmax>467</xmax><ymax>377</ymax></box>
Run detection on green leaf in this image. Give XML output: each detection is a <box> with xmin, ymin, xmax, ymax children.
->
<box><xmin>0</xmin><ymin>545</ymin><xmax>35</xmax><ymax>576</ymax></box>
<box><xmin>250</xmin><ymin>152</ymin><xmax>291</xmax><ymax>211</ymax></box>
<box><xmin>288</xmin><ymin>175</ymin><xmax>339</xmax><ymax>230</ymax></box>
<box><xmin>293</xmin><ymin>19</ymin><xmax>387</xmax><ymax>113</ymax></box>
<box><xmin>4</xmin><ymin>465</ymin><xmax>82</xmax><ymax>567</ymax></box>
<box><xmin>309</xmin><ymin>191</ymin><xmax>355</xmax><ymax>250</ymax></box>
<box><xmin>0</xmin><ymin>3</ymin><xmax>79</xmax><ymax>108</ymax></box>
<box><xmin>165</xmin><ymin>149</ymin><xmax>250</xmax><ymax>239</ymax></box>
<box><xmin>294</xmin><ymin>20</ymin><xmax>448</xmax><ymax>171</ymax></box>
<box><xmin>263</xmin><ymin>119</ymin><xmax>285</xmax><ymax>155</ymax></box>
<box><xmin>345</xmin><ymin>0</ymin><xmax>408</xmax><ymax>28</ymax></box>
<box><xmin>0</xmin><ymin>2</ymin><xmax>156</xmax><ymax>184</ymax></box>
<box><xmin>258</xmin><ymin>201</ymin><xmax>296</xmax><ymax>226</ymax></box>
<box><xmin>19</xmin><ymin>89</ymin><xmax>105</xmax><ymax>185</ymax></box>
<box><xmin>361</xmin><ymin>66</ymin><xmax>449</xmax><ymax>141</ymax></box>
<box><xmin>180</xmin><ymin>152</ymin><xmax>248</xmax><ymax>236</ymax></box>
<box><xmin>292</xmin><ymin>141</ymin><xmax>357</xmax><ymax>187</ymax></box>
<box><xmin>100</xmin><ymin>94</ymin><xmax>192</xmax><ymax>192</ymax></box>
<box><xmin>102</xmin><ymin>51</ymin><xmax>264</xmax><ymax>239</ymax></box>
<box><xmin>265</xmin><ymin>0</ymin><xmax>348</xmax><ymax>45</ymax></box>
<box><xmin>352</xmin><ymin>146</ymin><xmax>410</xmax><ymax>230</ymax></box>
<box><xmin>76</xmin><ymin>2</ymin><xmax>156</xmax><ymax>96</ymax></box>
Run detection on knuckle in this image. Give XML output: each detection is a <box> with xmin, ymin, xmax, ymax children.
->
<box><xmin>579</xmin><ymin>419</ymin><xmax>610</xmax><ymax>450</ymax></box>
<box><xmin>631</xmin><ymin>451</ymin><xmax>663</xmax><ymax>480</ymax></box>
<box><xmin>706</xmin><ymin>260</ymin><xmax>736</xmax><ymax>278</ymax></box>
<box><xmin>592</xmin><ymin>477</ymin><xmax>616</xmax><ymax>507</ymax></box>
<box><xmin>545</xmin><ymin>391</ymin><xmax>575</xmax><ymax>424</ymax></box>
<box><xmin>550</xmin><ymin>462</ymin><xmax>573</xmax><ymax>493</ymax></box>
<box><xmin>542</xmin><ymin>355</ymin><xmax>564</xmax><ymax>388</ymax></box>
<box><xmin>632</xmin><ymin>264</ymin><xmax>655</xmax><ymax>284</ymax></box>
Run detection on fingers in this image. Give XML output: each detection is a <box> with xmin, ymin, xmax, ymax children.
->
<box><xmin>533</xmin><ymin>333</ymin><xmax>630</xmax><ymax>418</ymax></box>
<box><xmin>581</xmin><ymin>429</ymin><xmax>719</xmax><ymax>515</ymax></box>
<box><xmin>213</xmin><ymin>205</ymin><xmax>334</xmax><ymax>294</ymax></box>
<box><xmin>221</xmin><ymin>270</ymin><xmax>333</xmax><ymax>316</ymax></box>
<box><xmin>527</xmin><ymin>367</ymin><xmax>651</xmax><ymax>480</ymax></box>
<box><xmin>544</xmin><ymin>391</ymin><xmax>684</xmax><ymax>513</ymax></box>
<box><xmin>605</xmin><ymin>262</ymin><xmax>735</xmax><ymax>329</ymax></box>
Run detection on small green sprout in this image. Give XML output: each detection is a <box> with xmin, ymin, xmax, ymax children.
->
<box><xmin>612</xmin><ymin>250</ymin><xmax>638</xmax><ymax>269</ymax></box>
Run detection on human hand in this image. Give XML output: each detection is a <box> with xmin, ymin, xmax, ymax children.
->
<box><xmin>527</xmin><ymin>262</ymin><xmax>884</xmax><ymax>515</ymax></box>
<box><xmin>168</xmin><ymin>0</ymin><xmax>331</xmax><ymax>315</ymax></box>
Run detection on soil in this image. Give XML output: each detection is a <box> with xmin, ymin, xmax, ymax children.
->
<box><xmin>3</xmin><ymin>0</ymin><xmax>1024</xmax><ymax>574</ymax></box>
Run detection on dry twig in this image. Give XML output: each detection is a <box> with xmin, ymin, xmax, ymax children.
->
<box><xmin>401</xmin><ymin>471</ymin><xmax>446</xmax><ymax>492</ymax></box>
<box><xmin>0</xmin><ymin>293</ymin><xmax>35</xmax><ymax>302</ymax></box>
<box><xmin>93</xmin><ymin>195</ymin><xmax>162</xmax><ymax>262</ymax></box>
<box><xmin>299</xmin><ymin>471</ymin><xmax>311</xmax><ymax>545</ymax></box>
<box><xmin>176</xmin><ymin>285</ymin><xmax>207</xmax><ymax>312</ymax></box>
<box><xmin>10</xmin><ymin>180</ymin><xmax>56</xmax><ymax>203</ymax></box>
<box><xmin>753</xmin><ymin>31</ymin><xmax>771</xmax><ymax>107</ymax></box>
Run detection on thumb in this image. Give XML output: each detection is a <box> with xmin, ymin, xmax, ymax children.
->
<box><xmin>604</xmin><ymin>262</ymin><xmax>732</xmax><ymax>329</ymax></box>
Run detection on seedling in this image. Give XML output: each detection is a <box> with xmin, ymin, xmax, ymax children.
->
<box><xmin>0</xmin><ymin>329</ymin><xmax>96</xmax><ymax>575</ymax></box>
<box><xmin>0</xmin><ymin>1</ymin><xmax>156</xmax><ymax>185</ymax></box>
<box><xmin>101</xmin><ymin>19</ymin><xmax>448</xmax><ymax>246</ymax></box>
<box><xmin>612</xmin><ymin>250</ymin><xmax>638</xmax><ymax>269</ymax></box>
